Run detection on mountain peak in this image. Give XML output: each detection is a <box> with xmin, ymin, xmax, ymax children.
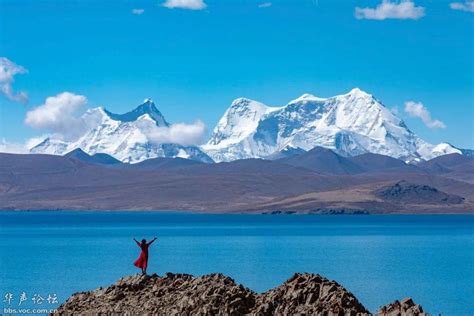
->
<box><xmin>227</xmin><ymin>98</ymin><xmax>277</xmax><ymax>117</ymax></box>
<box><xmin>297</xmin><ymin>93</ymin><xmax>318</xmax><ymax>100</ymax></box>
<box><xmin>230</xmin><ymin>97</ymin><xmax>263</xmax><ymax>108</ymax></box>
<box><xmin>289</xmin><ymin>93</ymin><xmax>326</xmax><ymax>104</ymax></box>
<box><xmin>345</xmin><ymin>88</ymin><xmax>372</xmax><ymax>98</ymax></box>
<box><xmin>307</xmin><ymin>146</ymin><xmax>339</xmax><ymax>156</ymax></box>
<box><xmin>65</xmin><ymin>148</ymin><xmax>89</xmax><ymax>158</ymax></box>
<box><xmin>104</xmin><ymin>99</ymin><xmax>169</xmax><ymax>126</ymax></box>
<box><xmin>64</xmin><ymin>148</ymin><xmax>122</xmax><ymax>165</ymax></box>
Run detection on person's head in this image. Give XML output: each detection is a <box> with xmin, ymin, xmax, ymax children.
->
<box><xmin>141</xmin><ymin>239</ymin><xmax>146</xmax><ymax>245</ymax></box>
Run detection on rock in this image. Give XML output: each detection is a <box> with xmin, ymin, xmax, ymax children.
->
<box><xmin>54</xmin><ymin>272</ymin><xmax>372</xmax><ymax>315</ymax></box>
<box><xmin>255</xmin><ymin>273</ymin><xmax>370</xmax><ymax>316</ymax></box>
<box><xmin>377</xmin><ymin>297</ymin><xmax>427</xmax><ymax>316</ymax></box>
<box><xmin>374</xmin><ymin>180</ymin><xmax>464</xmax><ymax>204</ymax></box>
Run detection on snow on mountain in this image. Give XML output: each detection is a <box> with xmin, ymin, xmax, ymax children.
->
<box><xmin>202</xmin><ymin>88</ymin><xmax>459</xmax><ymax>162</ymax></box>
<box><xmin>30</xmin><ymin>138</ymin><xmax>69</xmax><ymax>155</ymax></box>
<box><xmin>207</xmin><ymin>98</ymin><xmax>282</xmax><ymax>147</ymax></box>
<box><xmin>430</xmin><ymin>143</ymin><xmax>462</xmax><ymax>157</ymax></box>
<box><xmin>30</xmin><ymin>99</ymin><xmax>213</xmax><ymax>164</ymax></box>
<box><xmin>27</xmin><ymin>91</ymin><xmax>464</xmax><ymax>164</ymax></box>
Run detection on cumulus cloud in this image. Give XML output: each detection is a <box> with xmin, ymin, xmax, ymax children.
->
<box><xmin>136</xmin><ymin>119</ymin><xmax>207</xmax><ymax>146</ymax></box>
<box><xmin>355</xmin><ymin>0</ymin><xmax>425</xmax><ymax>20</ymax></box>
<box><xmin>0</xmin><ymin>136</ymin><xmax>49</xmax><ymax>153</ymax></box>
<box><xmin>162</xmin><ymin>0</ymin><xmax>207</xmax><ymax>10</ymax></box>
<box><xmin>132</xmin><ymin>8</ymin><xmax>145</xmax><ymax>15</ymax></box>
<box><xmin>0</xmin><ymin>57</ymin><xmax>29</xmax><ymax>104</ymax></box>
<box><xmin>258</xmin><ymin>2</ymin><xmax>272</xmax><ymax>8</ymax></box>
<box><xmin>0</xmin><ymin>139</ymin><xmax>28</xmax><ymax>154</ymax></box>
<box><xmin>24</xmin><ymin>92</ymin><xmax>89</xmax><ymax>140</ymax></box>
<box><xmin>404</xmin><ymin>101</ymin><xmax>446</xmax><ymax>129</ymax></box>
<box><xmin>450</xmin><ymin>1</ymin><xmax>474</xmax><ymax>12</ymax></box>
<box><xmin>22</xmin><ymin>92</ymin><xmax>208</xmax><ymax>147</ymax></box>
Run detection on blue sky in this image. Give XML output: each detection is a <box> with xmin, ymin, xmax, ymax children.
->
<box><xmin>0</xmin><ymin>0</ymin><xmax>473</xmax><ymax>148</ymax></box>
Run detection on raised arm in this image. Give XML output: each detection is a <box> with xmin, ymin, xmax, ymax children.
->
<box><xmin>148</xmin><ymin>237</ymin><xmax>158</xmax><ymax>246</ymax></box>
<box><xmin>133</xmin><ymin>238</ymin><xmax>140</xmax><ymax>247</ymax></box>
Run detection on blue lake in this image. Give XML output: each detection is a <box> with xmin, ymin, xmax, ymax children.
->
<box><xmin>0</xmin><ymin>211</ymin><xmax>473</xmax><ymax>315</ymax></box>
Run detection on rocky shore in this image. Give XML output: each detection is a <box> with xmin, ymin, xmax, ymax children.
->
<box><xmin>55</xmin><ymin>272</ymin><xmax>427</xmax><ymax>315</ymax></box>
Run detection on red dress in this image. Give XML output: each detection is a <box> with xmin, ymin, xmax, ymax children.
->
<box><xmin>134</xmin><ymin>242</ymin><xmax>149</xmax><ymax>269</ymax></box>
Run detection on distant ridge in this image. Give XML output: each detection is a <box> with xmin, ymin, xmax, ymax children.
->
<box><xmin>265</xmin><ymin>146</ymin><xmax>306</xmax><ymax>160</ymax></box>
<box><xmin>1</xmin><ymin>151</ymin><xmax>472</xmax><ymax>213</ymax></box>
<box><xmin>65</xmin><ymin>148</ymin><xmax>121</xmax><ymax>165</ymax></box>
<box><xmin>418</xmin><ymin>153</ymin><xmax>474</xmax><ymax>175</ymax></box>
<box><xmin>347</xmin><ymin>153</ymin><xmax>408</xmax><ymax>172</ymax></box>
<box><xmin>277</xmin><ymin>147</ymin><xmax>364</xmax><ymax>175</ymax></box>
<box><xmin>125</xmin><ymin>157</ymin><xmax>204</xmax><ymax>170</ymax></box>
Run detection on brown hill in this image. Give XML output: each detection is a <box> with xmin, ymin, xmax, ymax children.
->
<box><xmin>1</xmin><ymin>153</ymin><xmax>473</xmax><ymax>213</ymax></box>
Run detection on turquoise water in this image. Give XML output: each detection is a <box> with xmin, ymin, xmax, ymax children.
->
<box><xmin>0</xmin><ymin>212</ymin><xmax>473</xmax><ymax>315</ymax></box>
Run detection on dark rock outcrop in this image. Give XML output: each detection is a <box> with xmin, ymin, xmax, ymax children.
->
<box><xmin>375</xmin><ymin>180</ymin><xmax>464</xmax><ymax>204</ymax></box>
<box><xmin>255</xmin><ymin>273</ymin><xmax>370</xmax><ymax>315</ymax></box>
<box><xmin>56</xmin><ymin>273</ymin><xmax>254</xmax><ymax>315</ymax></box>
<box><xmin>377</xmin><ymin>297</ymin><xmax>427</xmax><ymax>316</ymax></box>
<box><xmin>55</xmin><ymin>272</ymin><xmax>372</xmax><ymax>315</ymax></box>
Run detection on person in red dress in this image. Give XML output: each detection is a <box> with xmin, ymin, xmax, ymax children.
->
<box><xmin>133</xmin><ymin>237</ymin><xmax>157</xmax><ymax>274</ymax></box>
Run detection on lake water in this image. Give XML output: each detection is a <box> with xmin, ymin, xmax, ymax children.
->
<box><xmin>0</xmin><ymin>212</ymin><xmax>473</xmax><ymax>315</ymax></box>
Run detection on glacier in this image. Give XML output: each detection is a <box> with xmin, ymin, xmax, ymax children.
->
<box><xmin>201</xmin><ymin>88</ymin><xmax>461</xmax><ymax>162</ymax></box>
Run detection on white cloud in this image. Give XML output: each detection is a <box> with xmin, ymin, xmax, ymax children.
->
<box><xmin>450</xmin><ymin>1</ymin><xmax>474</xmax><ymax>12</ymax></box>
<box><xmin>22</xmin><ymin>92</ymin><xmax>207</xmax><ymax>147</ymax></box>
<box><xmin>136</xmin><ymin>119</ymin><xmax>207</xmax><ymax>146</ymax></box>
<box><xmin>258</xmin><ymin>2</ymin><xmax>272</xmax><ymax>8</ymax></box>
<box><xmin>355</xmin><ymin>0</ymin><xmax>425</xmax><ymax>20</ymax></box>
<box><xmin>132</xmin><ymin>8</ymin><xmax>145</xmax><ymax>15</ymax></box>
<box><xmin>0</xmin><ymin>139</ymin><xmax>28</xmax><ymax>154</ymax></box>
<box><xmin>24</xmin><ymin>92</ymin><xmax>89</xmax><ymax>140</ymax></box>
<box><xmin>0</xmin><ymin>57</ymin><xmax>29</xmax><ymax>104</ymax></box>
<box><xmin>404</xmin><ymin>101</ymin><xmax>446</xmax><ymax>129</ymax></box>
<box><xmin>0</xmin><ymin>136</ymin><xmax>52</xmax><ymax>154</ymax></box>
<box><xmin>162</xmin><ymin>0</ymin><xmax>207</xmax><ymax>10</ymax></box>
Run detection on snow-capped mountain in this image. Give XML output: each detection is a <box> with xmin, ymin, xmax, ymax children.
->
<box><xmin>27</xmin><ymin>90</ymin><xmax>464</xmax><ymax>164</ymax></box>
<box><xmin>202</xmin><ymin>88</ymin><xmax>460</xmax><ymax>162</ymax></box>
<box><xmin>30</xmin><ymin>99</ymin><xmax>213</xmax><ymax>164</ymax></box>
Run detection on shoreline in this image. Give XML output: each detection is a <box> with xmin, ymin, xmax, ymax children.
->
<box><xmin>1</xmin><ymin>208</ymin><xmax>473</xmax><ymax>215</ymax></box>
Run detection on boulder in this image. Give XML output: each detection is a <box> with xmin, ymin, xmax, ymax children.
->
<box><xmin>377</xmin><ymin>297</ymin><xmax>427</xmax><ymax>316</ymax></box>
<box><xmin>255</xmin><ymin>273</ymin><xmax>370</xmax><ymax>315</ymax></box>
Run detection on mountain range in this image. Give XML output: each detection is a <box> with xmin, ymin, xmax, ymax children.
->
<box><xmin>1</xmin><ymin>149</ymin><xmax>472</xmax><ymax>213</ymax></box>
<box><xmin>202</xmin><ymin>88</ymin><xmax>463</xmax><ymax>162</ymax></box>
<box><xmin>26</xmin><ymin>89</ymin><xmax>468</xmax><ymax>164</ymax></box>
<box><xmin>29</xmin><ymin>99</ymin><xmax>213</xmax><ymax>163</ymax></box>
